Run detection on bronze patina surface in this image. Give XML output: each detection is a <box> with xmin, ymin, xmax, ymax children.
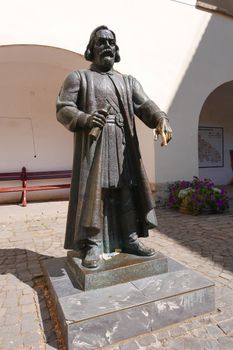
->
<box><xmin>56</xmin><ymin>26</ymin><xmax>172</xmax><ymax>268</ymax></box>
<box><xmin>66</xmin><ymin>251</ymin><xmax>168</xmax><ymax>290</ymax></box>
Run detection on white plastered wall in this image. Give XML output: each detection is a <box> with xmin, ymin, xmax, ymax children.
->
<box><xmin>158</xmin><ymin>10</ymin><xmax>233</xmax><ymax>185</ymax></box>
<box><xmin>0</xmin><ymin>0</ymin><xmax>233</xmax><ymax>196</ymax></box>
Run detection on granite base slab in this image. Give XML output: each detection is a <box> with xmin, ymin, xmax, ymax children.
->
<box><xmin>43</xmin><ymin>256</ymin><xmax>215</xmax><ymax>350</ymax></box>
<box><xmin>66</xmin><ymin>251</ymin><xmax>168</xmax><ymax>290</ymax></box>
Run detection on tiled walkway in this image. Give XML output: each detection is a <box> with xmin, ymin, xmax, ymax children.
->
<box><xmin>1</xmin><ymin>201</ymin><xmax>233</xmax><ymax>349</ymax></box>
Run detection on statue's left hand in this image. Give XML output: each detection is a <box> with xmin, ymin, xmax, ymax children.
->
<box><xmin>154</xmin><ymin>117</ymin><xmax>172</xmax><ymax>146</ymax></box>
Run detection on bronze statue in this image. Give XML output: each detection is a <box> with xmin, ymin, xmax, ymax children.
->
<box><xmin>56</xmin><ymin>26</ymin><xmax>172</xmax><ymax>268</ymax></box>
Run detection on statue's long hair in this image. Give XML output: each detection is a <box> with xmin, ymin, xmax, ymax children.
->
<box><xmin>84</xmin><ymin>25</ymin><xmax>120</xmax><ymax>63</ymax></box>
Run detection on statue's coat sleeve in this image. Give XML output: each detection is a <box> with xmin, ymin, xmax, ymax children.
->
<box><xmin>56</xmin><ymin>71</ymin><xmax>90</xmax><ymax>131</ymax></box>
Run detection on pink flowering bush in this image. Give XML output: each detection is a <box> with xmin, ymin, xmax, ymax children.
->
<box><xmin>168</xmin><ymin>177</ymin><xmax>229</xmax><ymax>215</ymax></box>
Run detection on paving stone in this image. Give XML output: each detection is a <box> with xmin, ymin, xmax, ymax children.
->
<box><xmin>1</xmin><ymin>324</ymin><xmax>21</xmax><ymax>337</ymax></box>
<box><xmin>1</xmin><ymin>337</ymin><xmax>25</xmax><ymax>350</ymax></box>
<box><xmin>212</xmin><ymin>306</ymin><xmax>233</xmax><ymax>322</ymax></box>
<box><xmin>0</xmin><ymin>317</ymin><xmax>5</xmax><ymax>327</ymax></box>
<box><xmin>136</xmin><ymin>334</ymin><xmax>157</xmax><ymax>346</ymax></box>
<box><xmin>191</xmin><ymin>327</ymin><xmax>208</xmax><ymax>338</ymax></box>
<box><xmin>154</xmin><ymin>329</ymin><xmax>170</xmax><ymax>341</ymax></box>
<box><xmin>201</xmin><ymin>339</ymin><xmax>221</xmax><ymax>350</ymax></box>
<box><xmin>0</xmin><ymin>307</ymin><xmax>7</xmax><ymax>318</ymax></box>
<box><xmin>205</xmin><ymin>324</ymin><xmax>224</xmax><ymax>338</ymax></box>
<box><xmin>19</xmin><ymin>294</ymin><xmax>35</xmax><ymax>305</ymax></box>
<box><xmin>42</xmin><ymin>319</ymin><xmax>54</xmax><ymax>333</ymax></box>
<box><xmin>45</xmin><ymin>328</ymin><xmax>57</xmax><ymax>343</ymax></box>
<box><xmin>5</xmin><ymin>313</ymin><xmax>20</xmax><ymax>326</ymax></box>
<box><xmin>217</xmin><ymin>336</ymin><xmax>233</xmax><ymax>349</ymax></box>
<box><xmin>119</xmin><ymin>342</ymin><xmax>140</xmax><ymax>350</ymax></box>
<box><xmin>40</xmin><ymin>307</ymin><xmax>50</xmax><ymax>321</ymax></box>
<box><xmin>21</xmin><ymin>318</ymin><xmax>40</xmax><ymax>333</ymax></box>
<box><xmin>165</xmin><ymin>337</ymin><xmax>203</xmax><ymax>350</ymax></box>
<box><xmin>198</xmin><ymin>315</ymin><xmax>215</xmax><ymax>326</ymax></box>
<box><xmin>169</xmin><ymin>325</ymin><xmax>187</xmax><ymax>337</ymax></box>
<box><xmin>21</xmin><ymin>304</ymin><xmax>37</xmax><ymax>314</ymax></box>
<box><xmin>1</xmin><ymin>202</ymin><xmax>233</xmax><ymax>349</ymax></box>
<box><xmin>21</xmin><ymin>287</ymin><xmax>33</xmax><ymax>295</ymax></box>
<box><xmin>3</xmin><ymin>297</ymin><xmax>18</xmax><ymax>308</ymax></box>
<box><xmin>18</xmin><ymin>274</ymin><xmax>33</xmax><ymax>282</ymax></box>
<box><xmin>22</xmin><ymin>331</ymin><xmax>43</xmax><ymax>346</ymax></box>
<box><xmin>16</xmin><ymin>262</ymin><xmax>27</xmax><ymax>269</ymax></box>
<box><xmin>215</xmin><ymin>286</ymin><xmax>233</xmax><ymax>308</ymax></box>
<box><xmin>217</xmin><ymin>319</ymin><xmax>233</xmax><ymax>335</ymax></box>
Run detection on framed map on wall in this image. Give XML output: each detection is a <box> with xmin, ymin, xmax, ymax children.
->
<box><xmin>198</xmin><ymin>127</ymin><xmax>224</xmax><ymax>168</ymax></box>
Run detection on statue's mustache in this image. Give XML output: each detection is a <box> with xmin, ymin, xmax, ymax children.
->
<box><xmin>100</xmin><ymin>49</ymin><xmax>114</xmax><ymax>57</ymax></box>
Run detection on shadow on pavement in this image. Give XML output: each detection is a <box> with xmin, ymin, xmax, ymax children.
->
<box><xmin>156</xmin><ymin>202</ymin><xmax>233</xmax><ymax>275</ymax></box>
<box><xmin>0</xmin><ymin>248</ymin><xmax>66</xmax><ymax>349</ymax></box>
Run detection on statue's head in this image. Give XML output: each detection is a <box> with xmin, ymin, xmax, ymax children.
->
<box><xmin>84</xmin><ymin>25</ymin><xmax>120</xmax><ymax>71</ymax></box>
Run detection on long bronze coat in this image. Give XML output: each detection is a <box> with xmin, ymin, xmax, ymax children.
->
<box><xmin>57</xmin><ymin>67</ymin><xmax>163</xmax><ymax>249</ymax></box>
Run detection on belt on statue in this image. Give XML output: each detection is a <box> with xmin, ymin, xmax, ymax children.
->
<box><xmin>106</xmin><ymin>113</ymin><xmax>124</xmax><ymax>128</ymax></box>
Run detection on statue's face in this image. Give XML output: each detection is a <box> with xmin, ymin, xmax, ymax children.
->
<box><xmin>92</xmin><ymin>29</ymin><xmax>116</xmax><ymax>70</ymax></box>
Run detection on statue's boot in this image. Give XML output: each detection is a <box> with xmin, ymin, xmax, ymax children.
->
<box><xmin>118</xmin><ymin>188</ymin><xmax>154</xmax><ymax>256</ymax></box>
<box><xmin>82</xmin><ymin>240</ymin><xmax>101</xmax><ymax>268</ymax></box>
<box><xmin>122</xmin><ymin>232</ymin><xmax>156</xmax><ymax>256</ymax></box>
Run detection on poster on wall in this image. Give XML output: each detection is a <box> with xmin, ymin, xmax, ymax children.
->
<box><xmin>198</xmin><ymin>127</ymin><xmax>224</xmax><ymax>168</ymax></box>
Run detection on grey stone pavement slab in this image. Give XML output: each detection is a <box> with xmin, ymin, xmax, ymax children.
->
<box><xmin>0</xmin><ymin>200</ymin><xmax>233</xmax><ymax>349</ymax></box>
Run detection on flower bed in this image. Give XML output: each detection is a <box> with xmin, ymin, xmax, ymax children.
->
<box><xmin>168</xmin><ymin>177</ymin><xmax>229</xmax><ymax>215</ymax></box>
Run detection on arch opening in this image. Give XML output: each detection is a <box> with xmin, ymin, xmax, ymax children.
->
<box><xmin>198</xmin><ymin>81</ymin><xmax>233</xmax><ymax>185</ymax></box>
<box><xmin>0</xmin><ymin>45</ymin><xmax>88</xmax><ymax>203</ymax></box>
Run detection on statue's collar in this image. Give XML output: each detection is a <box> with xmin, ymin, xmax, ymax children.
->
<box><xmin>90</xmin><ymin>64</ymin><xmax>114</xmax><ymax>75</ymax></box>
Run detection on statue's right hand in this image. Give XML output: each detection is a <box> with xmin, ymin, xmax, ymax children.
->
<box><xmin>86</xmin><ymin>110</ymin><xmax>108</xmax><ymax>129</ymax></box>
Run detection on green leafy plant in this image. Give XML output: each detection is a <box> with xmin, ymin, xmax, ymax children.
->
<box><xmin>168</xmin><ymin>177</ymin><xmax>229</xmax><ymax>215</ymax></box>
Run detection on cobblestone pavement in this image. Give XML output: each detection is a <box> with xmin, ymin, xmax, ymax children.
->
<box><xmin>1</xmin><ymin>201</ymin><xmax>233</xmax><ymax>349</ymax></box>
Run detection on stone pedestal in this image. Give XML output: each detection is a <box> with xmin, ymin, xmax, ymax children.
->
<box><xmin>43</xmin><ymin>254</ymin><xmax>215</xmax><ymax>350</ymax></box>
<box><xmin>66</xmin><ymin>251</ymin><xmax>168</xmax><ymax>290</ymax></box>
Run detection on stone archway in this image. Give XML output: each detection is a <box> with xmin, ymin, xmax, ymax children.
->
<box><xmin>0</xmin><ymin>45</ymin><xmax>88</xmax><ymax>203</ymax></box>
<box><xmin>198</xmin><ymin>81</ymin><xmax>233</xmax><ymax>185</ymax></box>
